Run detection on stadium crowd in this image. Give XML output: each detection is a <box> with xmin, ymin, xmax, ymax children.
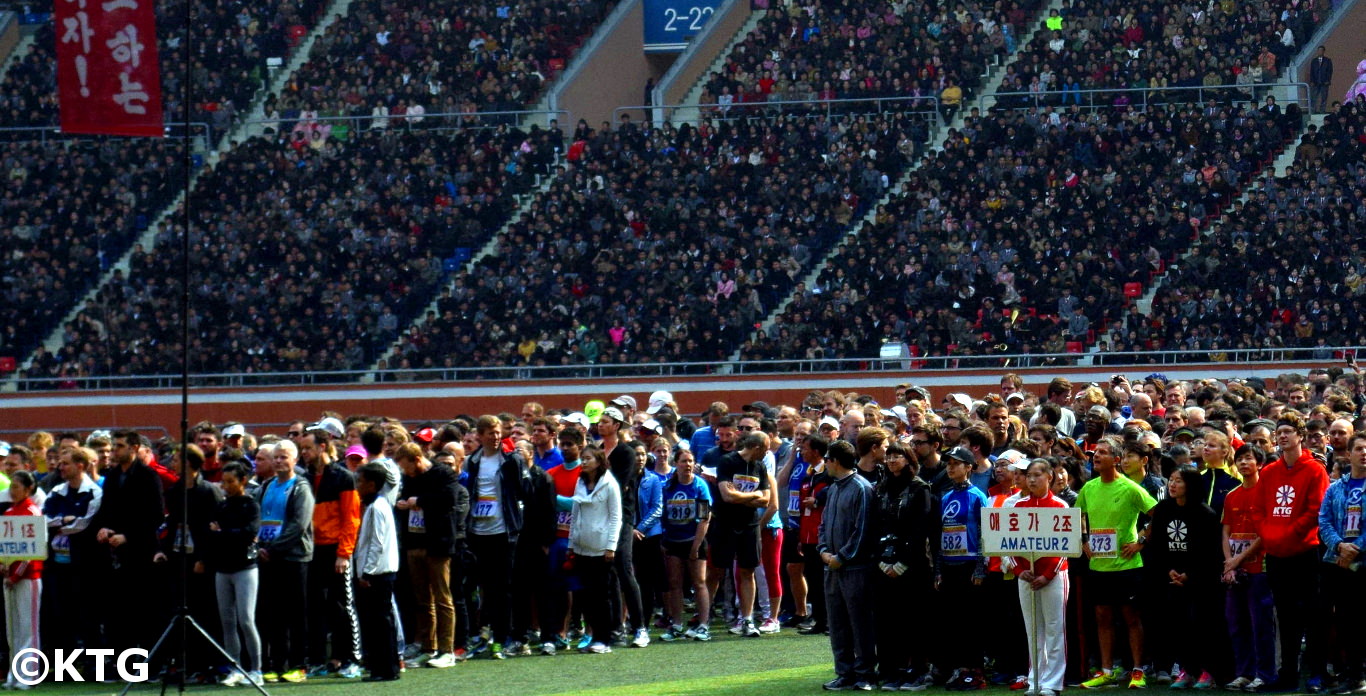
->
<box><xmin>4</xmin><ymin>368</ymin><xmax>1366</xmax><ymax>692</ymax></box>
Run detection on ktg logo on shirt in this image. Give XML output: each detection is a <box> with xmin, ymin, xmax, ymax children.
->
<box><xmin>1166</xmin><ymin>519</ymin><xmax>1188</xmax><ymax>551</ymax></box>
<box><xmin>1273</xmin><ymin>485</ymin><xmax>1297</xmax><ymax>517</ymax></box>
<box><xmin>11</xmin><ymin>648</ymin><xmax>150</xmax><ymax>685</ymax></box>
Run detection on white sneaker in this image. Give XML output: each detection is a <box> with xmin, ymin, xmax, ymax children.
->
<box><xmin>1226</xmin><ymin>677</ymin><xmax>1251</xmax><ymax>690</ymax></box>
<box><xmin>587</xmin><ymin>642</ymin><xmax>611</xmax><ymax>654</ymax></box>
<box><xmin>220</xmin><ymin>671</ymin><xmax>246</xmax><ymax>687</ymax></box>
<box><xmin>426</xmin><ymin>652</ymin><xmax>457</xmax><ymax>669</ymax></box>
<box><xmin>631</xmin><ymin>628</ymin><xmax>650</xmax><ymax>648</ymax></box>
<box><xmin>758</xmin><ymin>618</ymin><xmax>781</xmax><ymax>634</ymax></box>
<box><xmin>1243</xmin><ymin>678</ymin><xmax>1267</xmax><ymax>693</ymax></box>
<box><xmin>248</xmin><ymin>672</ymin><xmax>264</xmax><ymax>686</ymax></box>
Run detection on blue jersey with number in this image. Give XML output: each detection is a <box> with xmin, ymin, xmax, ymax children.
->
<box><xmin>661</xmin><ymin>477</ymin><xmax>713</xmax><ymax>543</ymax></box>
<box><xmin>939</xmin><ymin>484</ymin><xmax>987</xmax><ymax>564</ymax></box>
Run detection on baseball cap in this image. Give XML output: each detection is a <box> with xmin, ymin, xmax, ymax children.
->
<box><xmin>818</xmin><ymin>416</ymin><xmax>840</xmax><ymax>430</ymax></box>
<box><xmin>1172</xmin><ymin>427</ymin><xmax>1198</xmax><ymax>440</ymax></box>
<box><xmin>905</xmin><ymin>386</ymin><xmax>931</xmax><ymax>403</ymax></box>
<box><xmin>344</xmin><ymin>445</ymin><xmax>367</xmax><ymax>460</ymax></box>
<box><xmin>646</xmin><ymin>390</ymin><xmax>674</xmax><ymax>414</ymax></box>
<box><xmin>564</xmin><ymin>412</ymin><xmax>592</xmax><ymax>428</ymax></box>
<box><xmin>0</xmin><ymin>441</ymin><xmax>8</xmax><ymax>457</ymax></box>
<box><xmin>743</xmin><ymin>401</ymin><xmax>775</xmax><ymax>418</ymax></box>
<box><xmin>943</xmin><ymin>446</ymin><xmax>976</xmax><ymax>465</ymax></box>
<box><xmin>309</xmin><ymin>417</ymin><xmax>345</xmax><ymax>439</ymax></box>
<box><xmin>601</xmin><ymin>406</ymin><xmax>626</xmax><ymax>423</ymax></box>
<box><xmin>583</xmin><ymin>400</ymin><xmax>606</xmax><ymax>424</ymax></box>
<box><xmin>879</xmin><ymin>405</ymin><xmax>909</xmax><ymax>425</ymax></box>
<box><xmin>997</xmin><ymin>449</ymin><xmax>1029</xmax><ymax>470</ymax></box>
<box><xmin>610</xmin><ymin>395</ymin><xmax>638</xmax><ymax>411</ymax></box>
<box><xmin>222</xmin><ymin>423</ymin><xmax>246</xmax><ymax>438</ymax></box>
<box><xmin>946</xmin><ymin>393</ymin><xmax>973</xmax><ymax>411</ymax></box>
<box><xmin>413</xmin><ymin>427</ymin><xmax>437</xmax><ymax>444</ymax></box>
<box><xmin>1005</xmin><ymin>392</ymin><xmax>1025</xmax><ymax>403</ymax></box>
<box><xmin>636</xmin><ymin>418</ymin><xmax>663</xmax><ymax>434</ymax></box>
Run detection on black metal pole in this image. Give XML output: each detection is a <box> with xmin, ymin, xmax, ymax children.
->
<box><xmin>178</xmin><ymin>0</ymin><xmax>193</xmax><ymax>688</ymax></box>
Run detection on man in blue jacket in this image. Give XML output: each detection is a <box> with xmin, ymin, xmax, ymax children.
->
<box><xmin>1318</xmin><ymin>432</ymin><xmax>1366</xmax><ymax>694</ymax></box>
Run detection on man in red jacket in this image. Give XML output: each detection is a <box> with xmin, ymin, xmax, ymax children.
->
<box><xmin>1255</xmin><ymin>411</ymin><xmax>1329</xmax><ymax>693</ymax></box>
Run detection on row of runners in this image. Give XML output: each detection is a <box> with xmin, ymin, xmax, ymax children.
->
<box><xmin>2</xmin><ymin>371</ymin><xmax>1364</xmax><ymax>691</ymax></box>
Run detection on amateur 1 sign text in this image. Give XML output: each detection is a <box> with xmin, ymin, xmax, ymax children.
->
<box><xmin>981</xmin><ymin>507</ymin><xmax>1083</xmax><ymax>557</ymax></box>
<box><xmin>0</xmin><ymin>516</ymin><xmax>46</xmax><ymax>560</ymax></box>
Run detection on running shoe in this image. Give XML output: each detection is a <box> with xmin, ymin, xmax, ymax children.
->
<box><xmin>1194</xmin><ymin>672</ymin><xmax>1214</xmax><ymax>690</ymax></box>
<box><xmin>784</xmin><ymin>614</ymin><xmax>810</xmax><ymax>628</ymax></box>
<box><xmin>575</xmin><ymin>634</ymin><xmax>593</xmax><ymax>650</ymax></box>
<box><xmin>219</xmin><ymin>672</ymin><xmax>245</xmax><ymax>687</ymax></box>
<box><xmin>409</xmin><ymin>651</ymin><xmax>435</xmax><ymax>668</ymax></box>
<box><xmin>336</xmin><ymin>663</ymin><xmax>362</xmax><ymax>679</ymax></box>
<box><xmin>631</xmin><ymin>628</ymin><xmax>650</xmax><ymax>648</ymax></box>
<box><xmin>660</xmin><ymin>625</ymin><xmax>687</xmax><ymax>642</ymax></box>
<box><xmin>586</xmin><ymin>642</ymin><xmax>612</xmax><ymax>654</ymax></box>
<box><xmin>280</xmin><ymin>669</ymin><xmax>307</xmax><ymax>683</ymax></box>
<box><xmin>306</xmin><ymin>664</ymin><xmax>333</xmax><ymax>678</ymax></box>
<box><xmin>1243</xmin><ymin>678</ymin><xmax>1268</xmax><ymax>693</ymax></box>
<box><xmin>742</xmin><ymin>619</ymin><xmax>762</xmax><ymax>637</ymax></box>
<box><xmin>825</xmin><ymin>677</ymin><xmax>857</xmax><ymax>691</ymax></box>
<box><xmin>1226</xmin><ymin>677</ymin><xmax>1252</xmax><ymax>691</ymax></box>
<box><xmin>1128</xmin><ymin>669</ymin><xmax>1148</xmax><ymax>689</ymax></box>
<box><xmin>729</xmin><ymin>619</ymin><xmax>746</xmax><ymax>635</ymax></box>
<box><xmin>453</xmin><ymin>648</ymin><xmax>469</xmax><ymax>662</ymax></box>
<box><xmin>1081</xmin><ymin>670</ymin><xmax>1119</xmax><ymax>689</ymax></box>
<box><xmin>402</xmin><ymin>643</ymin><xmax>424</xmax><ymax>660</ymax></box>
<box><xmin>691</xmin><ymin>625</ymin><xmax>712</xmax><ymax>642</ymax></box>
<box><xmin>758</xmin><ymin>618</ymin><xmax>782</xmax><ymax>634</ymax></box>
<box><xmin>247</xmin><ymin>672</ymin><xmax>264</xmax><ymax>686</ymax></box>
<box><xmin>260</xmin><ymin>672</ymin><xmax>280</xmax><ymax>684</ymax></box>
<box><xmin>539</xmin><ymin>642</ymin><xmax>557</xmax><ymax>656</ymax></box>
<box><xmin>1011</xmin><ymin>676</ymin><xmax>1030</xmax><ymax>691</ymax></box>
<box><xmin>1308</xmin><ymin>677</ymin><xmax>1325</xmax><ymax>694</ymax></box>
<box><xmin>489</xmin><ymin>642</ymin><xmax>506</xmax><ymax>660</ymax></box>
<box><xmin>902</xmin><ymin>673</ymin><xmax>935</xmax><ymax>691</ymax></box>
<box><xmin>426</xmin><ymin>652</ymin><xmax>457</xmax><ymax>669</ymax></box>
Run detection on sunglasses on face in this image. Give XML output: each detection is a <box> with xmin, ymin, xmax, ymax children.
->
<box><xmin>737</xmin><ymin>426</ymin><xmax>756</xmax><ymax>432</ymax></box>
<box><xmin>288</xmin><ymin>431</ymin><xmax>302</xmax><ymax>437</ymax></box>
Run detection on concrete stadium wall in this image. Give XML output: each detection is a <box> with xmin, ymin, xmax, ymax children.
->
<box><xmin>557</xmin><ymin>0</ymin><xmax>675</xmax><ymax>126</ymax></box>
<box><xmin>0</xmin><ymin>361</ymin><xmax>1317</xmax><ymax>435</ymax></box>
<box><xmin>0</xmin><ymin>14</ymin><xmax>19</xmax><ymax>66</ymax></box>
<box><xmin>658</xmin><ymin>0</ymin><xmax>751</xmax><ymax>105</ymax></box>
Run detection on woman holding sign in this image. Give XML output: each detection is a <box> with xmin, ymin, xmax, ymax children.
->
<box><xmin>1010</xmin><ymin>459</ymin><xmax>1070</xmax><ymax>696</ymax></box>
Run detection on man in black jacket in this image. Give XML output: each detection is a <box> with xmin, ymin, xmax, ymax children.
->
<box><xmin>465</xmin><ymin>415</ymin><xmax>531</xmax><ymax>658</ymax></box>
<box><xmin>1309</xmin><ymin>46</ymin><xmax>1333</xmax><ymax>114</ymax></box>
<box><xmin>94</xmin><ymin>430</ymin><xmax>166</xmax><ymax>654</ymax></box>
<box><xmin>395</xmin><ymin>442</ymin><xmax>462</xmax><ymax>668</ymax></box>
<box><xmin>156</xmin><ymin>443</ymin><xmax>224</xmax><ymax>679</ymax></box>
<box><xmin>818</xmin><ymin>440</ymin><xmax>878</xmax><ymax>691</ymax></box>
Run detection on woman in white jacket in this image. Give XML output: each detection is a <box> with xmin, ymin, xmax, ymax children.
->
<box><xmin>569</xmin><ymin>447</ymin><xmax>621</xmax><ymax>654</ymax></box>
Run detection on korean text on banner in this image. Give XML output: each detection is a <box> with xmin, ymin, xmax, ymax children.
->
<box><xmin>56</xmin><ymin>0</ymin><xmax>164</xmax><ymax>136</ymax></box>
<box><xmin>0</xmin><ymin>516</ymin><xmax>48</xmax><ymax>561</ymax></box>
<box><xmin>981</xmin><ymin>507</ymin><xmax>1083</xmax><ymax>558</ymax></box>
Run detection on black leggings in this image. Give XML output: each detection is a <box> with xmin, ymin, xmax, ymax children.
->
<box><xmin>573</xmin><ymin>555</ymin><xmax>618</xmax><ymax>642</ymax></box>
<box><xmin>634</xmin><ymin>535</ymin><xmax>665</xmax><ymax>624</ymax></box>
<box><xmin>801</xmin><ymin>543</ymin><xmax>827</xmax><ymax>628</ymax></box>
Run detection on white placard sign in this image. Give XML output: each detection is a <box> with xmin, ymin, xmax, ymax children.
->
<box><xmin>0</xmin><ymin>516</ymin><xmax>48</xmax><ymax>561</ymax></box>
<box><xmin>981</xmin><ymin>507</ymin><xmax>1083</xmax><ymax>558</ymax></box>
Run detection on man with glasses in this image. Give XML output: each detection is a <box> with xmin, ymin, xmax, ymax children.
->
<box><xmin>286</xmin><ymin>420</ymin><xmax>307</xmax><ymax>443</ymax></box>
<box><xmin>940</xmin><ymin>411</ymin><xmax>967</xmax><ymax>448</ymax></box>
<box><xmin>911</xmin><ymin>425</ymin><xmax>950</xmax><ymax>495</ymax></box>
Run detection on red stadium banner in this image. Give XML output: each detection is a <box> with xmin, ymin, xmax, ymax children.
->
<box><xmin>55</xmin><ymin>0</ymin><xmax>164</xmax><ymax>137</ymax></box>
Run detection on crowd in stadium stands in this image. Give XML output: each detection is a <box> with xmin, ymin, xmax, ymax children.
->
<box><xmin>6</xmin><ymin>371</ymin><xmax>1366</xmax><ymax>692</ymax></box>
<box><xmin>12</xmin><ymin>0</ymin><xmax>617</xmax><ymax>387</ymax></box>
<box><xmin>999</xmin><ymin>0</ymin><xmax>1321</xmax><ymax>104</ymax></box>
<box><xmin>0</xmin><ymin>0</ymin><xmax>324</xmax><ymax>134</ymax></box>
<box><xmin>740</xmin><ymin>94</ymin><xmax>1302</xmax><ymax>364</ymax></box>
<box><xmin>0</xmin><ymin>139</ymin><xmax>188</xmax><ymax>365</ymax></box>
<box><xmin>275</xmin><ymin>0</ymin><xmax>613</xmax><ymax>126</ymax></box>
<box><xmin>1136</xmin><ymin>98</ymin><xmax>1366</xmax><ymax>357</ymax></box>
<box><xmin>383</xmin><ymin>108</ymin><xmax>931</xmax><ymax>373</ymax></box>
<box><xmin>700</xmin><ymin>0</ymin><xmax>1040</xmax><ymax>118</ymax></box>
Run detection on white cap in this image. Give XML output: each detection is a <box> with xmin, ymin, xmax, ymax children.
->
<box><xmin>947</xmin><ymin>393</ymin><xmax>973</xmax><ymax>411</ymax></box>
<box><xmin>879</xmin><ymin>405</ymin><xmax>909</xmax><ymax>425</ymax></box>
<box><xmin>601</xmin><ymin>406</ymin><xmax>626</xmax><ymax>423</ymax></box>
<box><xmin>309</xmin><ymin>417</ymin><xmax>345</xmax><ymax>439</ymax></box>
<box><xmin>222</xmin><ymin>424</ymin><xmax>247</xmax><ymax>438</ymax></box>
<box><xmin>818</xmin><ymin>416</ymin><xmax>840</xmax><ymax>430</ymax></box>
<box><xmin>565</xmin><ymin>412</ymin><xmax>592</xmax><ymax>428</ymax></box>
<box><xmin>1005</xmin><ymin>392</ymin><xmax>1025</xmax><ymax>403</ymax></box>
<box><xmin>676</xmin><ymin>440</ymin><xmax>691</xmax><ymax>452</ymax></box>
<box><xmin>0</xmin><ymin>441</ymin><xmax>8</xmax><ymax>457</ymax></box>
<box><xmin>646</xmin><ymin>390</ymin><xmax>674</xmax><ymax>414</ymax></box>
<box><xmin>997</xmin><ymin>449</ymin><xmax>1030</xmax><ymax>470</ymax></box>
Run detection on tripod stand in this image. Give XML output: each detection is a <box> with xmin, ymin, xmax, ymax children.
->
<box><xmin>118</xmin><ymin>606</ymin><xmax>268</xmax><ymax>696</ymax></box>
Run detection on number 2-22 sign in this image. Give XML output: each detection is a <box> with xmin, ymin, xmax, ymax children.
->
<box><xmin>980</xmin><ymin>508</ymin><xmax>1083</xmax><ymax>558</ymax></box>
<box><xmin>0</xmin><ymin>517</ymin><xmax>48</xmax><ymax>561</ymax></box>
<box><xmin>643</xmin><ymin>0</ymin><xmax>720</xmax><ymax>52</ymax></box>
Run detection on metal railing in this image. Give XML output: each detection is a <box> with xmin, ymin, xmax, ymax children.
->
<box><xmin>0</xmin><ymin>121</ymin><xmax>213</xmax><ymax>145</ymax></box>
<box><xmin>8</xmin><ymin>345</ymin><xmax>1360</xmax><ymax>392</ymax></box>
<box><xmin>613</xmin><ymin>96</ymin><xmax>942</xmax><ymax>132</ymax></box>
<box><xmin>239</xmin><ymin>109</ymin><xmax>571</xmax><ymax>136</ymax></box>
<box><xmin>983</xmin><ymin>82</ymin><xmax>1310</xmax><ymax>113</ymax></box>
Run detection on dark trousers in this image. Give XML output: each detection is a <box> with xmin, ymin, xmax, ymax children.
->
<box><xmin>609</xmin><ymin>526</ymin><xmax>644</xmax><ymax>633</ymax></box>
<box><xmin>539</xmin><ymin>539</ymin><xmax>570</xmax><ymax>643</ymax></box>
<box><xmin>875</xmin><ymin>569</ymin><xmax>930</xmax><ymax>678</ymax></box>
<box><xmin>308</xmin><ymin>544</ymin><xmax>361</xmax><ymax>665</ymax></box>
<box><xmin>468</xmin><ymin>533</ymin><xmax>516</xmax><ymax>643</ymax></box>
<box><xmin>573</xmin><ymin>555</ymin><xmax>618</xmax><ymax>641</ymax></box>
<box><xmin>984</xmin><ymin>571</ymin><xmax>1026</xmax><ymax>676</ymax></box>
<box><xmin>359</xmin><ymin>573</ymin><xmax>400</xmax><ymax>680</ymax></box>
<box><xmin>41</xmin><ymin>562</ymin><xmax>81</xmax><ymax>653</ymax></box>
<box><xmin>1267</xmin><ymin>550</ymin><xmax>1325</xmax><ymax>683</ymax></box>
<box><xmin>1324</xmin><ymin>562</ymin><xmax>1366</xmax><ymax>682</ymax></box>
<box><xmin>109</xmin><ymin>562</ymin><xmax>158</xmax><ymax>653</ymax></box>
<box><xmin>802</xmin><ymin>543</ymin><xmax>827</xmax><ymax>628</ymax></box>
<box><xmin>260</xmin><ymin>559</ymin><xmax>308</xmax><ymax>672</ymax></box>
<box><xmin>634</xmin><ymin>535</ymin><xmax>665</xmax><ymax>624</ymax></box>
<box><xmin>512</xmin><ymin>541</ymin><xmax>548</xmax><ymax>641</ymax></box>
<box><xmin>1162</xmin><ymin>581</ymin><xmax>1222</xmax><ymax>677</ymax></box>
<box><xmin>827</xmin><ymin>565</ymin><xmax>877</xmax><ymax>682</ymax></box>
<box><xmin>1227</xmin><ymin>572</ymin><xmax>1277</xmax><ymax>682</ymax></box>
<box><xmin>453</xmin><ymin>546</ymin><xmax>474</xmax><ymax>646</ymax></box>
<box><xmin>938</xmin><ymin>563</ymin><xmax>983</xmax><ymax>669</ymax></box>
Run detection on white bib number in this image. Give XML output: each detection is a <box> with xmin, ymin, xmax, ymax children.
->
<box><xmin>408</xmin><ymin>508</ymin><xmax>426</xmax><ymax>533</ymax></box>
<box><xmin>1229</xmin><ymin>532</ymin><xmax>1256</xmax><ymax>558</ymax></box>
<box><xmin>1346</xmin><ymin>504</ymin><xmax>1361</xmax><ymax>540</ymax></box>
<box><xmin>1089</xmin><ymin>528</ymin><xmax>1117</xmax><ymax>558</ymax></box>
<box><xmin>259</xmin><ymin>520</ymin><xmax>282</xmax><ymax>543</ymax></box>
<box><xmin>556</xmin><ymin>510</ymin><xmax>572</xmax><ymax>532</ymax></box>
<box><xmin>733</xmin><ymin>475</ymin><xmax>760</xmax><ymax>494</ymax></box>
<box><xmin>788</xmin><ymin>490</ymin><xmax>802</xmax><ymax>515</ymax></box>
<box><xmin>473</xmin><ymin>496</ymin><xmax>498</xmax><ymax>520</ymax></box>
<box><xmin>52</xmin><ymin>534</ymin><xmax>71</xmax><ymax>563</ymax></box>
<box><xmin>941</xmin><ymin>525</ymin><xmax>969</xmax><ymax>556</ymax></box>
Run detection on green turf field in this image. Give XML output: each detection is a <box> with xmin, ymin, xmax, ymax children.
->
<box><xmin>50</xmin><ymin>629</ymin><xmax>838</xmax><ymax>695</ymax></box>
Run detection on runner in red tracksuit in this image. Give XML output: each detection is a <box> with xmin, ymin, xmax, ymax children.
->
<box><xmin>1255</xmin><ymin>413</ymin><xmax>1329</xmax><ymax>692</ymax></box>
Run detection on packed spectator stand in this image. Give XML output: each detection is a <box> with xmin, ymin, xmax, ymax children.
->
<box><xmin>14</xmin><ymin>0</ymin><xmax>617</xmax><ymax>388</ymax></box>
